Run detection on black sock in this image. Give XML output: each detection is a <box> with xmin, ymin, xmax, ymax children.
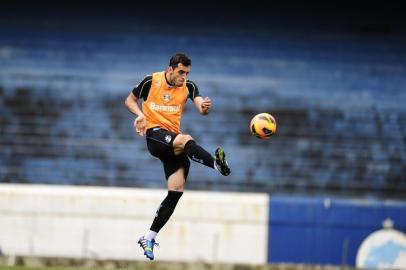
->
<box><xmin>184</xmin><ymin>140</ymin><xmax>215</xmax><ymax>168</ymax></box>
<box><xmin>150</xmin><ymin>190</ymin><xmax>183</xmax><ymax>233</ymax></box>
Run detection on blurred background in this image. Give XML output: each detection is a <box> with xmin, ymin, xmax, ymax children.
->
<box><xmin>0</xmin><ymin>0</ymin><xmax>405</xmax><ymax>269</ymax></box>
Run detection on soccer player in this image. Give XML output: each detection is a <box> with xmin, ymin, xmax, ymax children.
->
<box><xmin>124</xmin><ymin>53</ymin><xmax>231</xmax><ymax>260</ymax></box>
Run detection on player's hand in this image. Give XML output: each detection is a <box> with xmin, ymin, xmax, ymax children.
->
<box><xmin>201</xmin><ymin>97</ymin><xmax>211</xmax><ymax>115</ymax></box>
<box><xmin>134</xmin><ymin>115</ymin><xmax>147</xmax><ymax>136</ymax></box>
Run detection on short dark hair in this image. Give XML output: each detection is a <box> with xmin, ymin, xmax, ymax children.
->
<box><xmin>169</xmin><ymin>53</ymin><xmax>191</xmax><ymax>69</ymax></box>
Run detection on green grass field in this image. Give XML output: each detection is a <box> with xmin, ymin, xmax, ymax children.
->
<box><xmin>1</xmin><ymin>268</ymin><xmax>92</xmax><ymax>270</ymax></box>
<box><xmin>0</xmin><ymin>268</ymin><xmax>137</xmax><ymax>270</ymax></box>
<box><xmin>0</xmin><ymin>267</ymin><xmax>149</xmax><ymax>270</ymax></box>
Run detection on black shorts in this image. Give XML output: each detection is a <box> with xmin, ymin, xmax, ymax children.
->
<box><xmin>146</xmin><ymin>127</ymin><xmax>190</xmax><ymax>180</ymax></box>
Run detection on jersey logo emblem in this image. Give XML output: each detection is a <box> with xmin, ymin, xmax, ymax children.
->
<box><xmin>165</xmin><ymin>135</ymin><xmax>172</xmax><ymax>143</ymax></box>
<box><xmin>163</xmin><ymin>93</ymin><xmax>170</xmax><ymax>102</ymax></box>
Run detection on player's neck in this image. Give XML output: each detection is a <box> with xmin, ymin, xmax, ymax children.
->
<box><xmin>164</xmin><ymin>72</ymin><xmax>174</xmax><ymax>88</ymax></box>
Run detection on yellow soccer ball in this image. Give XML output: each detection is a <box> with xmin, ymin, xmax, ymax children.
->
<box><xmin>250</xmin><ymin>113</ymin><xmax>277</xmax><ymax>139</ymax></box>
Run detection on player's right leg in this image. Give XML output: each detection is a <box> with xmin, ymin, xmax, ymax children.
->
<box><xmin>138</xmin><ymin>236</ymin><xmax>158</xmax><ymax>260</ymax></box>
<box><xmin>139</xmin><ymin>166</ymin><xmax>186</xmax><ymax>260</ymax></box>
<box><xmin>173</xmin><ymin>134</ymin><xmax>231</xmax><ymax>176</ymax></box>
<box><xmin>138</xmin><ymin>168</ymin><xmax>185</xmax><ymax>260</ymax></box>
<box><xmin>139</xmin><ymin>128</ymin><xmax>189</xmax><ymax>260</ymax></box>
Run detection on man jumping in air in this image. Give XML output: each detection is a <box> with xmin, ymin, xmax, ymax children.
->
<box><xmin>125</xmin><ymin>53</ymin><xmax>231</xmax><ymax>260</ymax></box>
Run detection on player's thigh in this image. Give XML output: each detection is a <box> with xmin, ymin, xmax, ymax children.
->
<box><xmin>161</xmin><ymin>154</ymin><xmax>190</xmax><ymax>183</ymax></box>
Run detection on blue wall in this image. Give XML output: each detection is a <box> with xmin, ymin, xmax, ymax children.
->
<box><xmin>268</xmin><ymin>196</ymin><xmax>406</xmax><ymax>266</ymax></box>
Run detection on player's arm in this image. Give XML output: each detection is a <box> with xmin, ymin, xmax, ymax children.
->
<box><xmin>125</xmin><ymin>75</ymin><xmax>152</xmax><ymax>136</ymax></box>
<box><xmin>187</xmin><ymin>80</ymin><xmax>211</xmax><ymax>115</ymax></box>
<box><xmin>125</xmin><ymin>93</ymin><xmax>143</xmax><ymax>117</ymax></box>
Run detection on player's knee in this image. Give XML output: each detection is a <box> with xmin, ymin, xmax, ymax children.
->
<box><xmin>168</xmin><ymin>177</ymin><xmax>186</xmax><ymax>192</ymax></box>
<box><xmin>173</xmin><ymin>134</ymin><xmax>194</xmax><ymax>150</ymax></box>
<box><xmin>180</xmin><ymin>134</ymin><xmax>194</xmax><ymax>148</ymax></box>
<box><xmin>170</xmin><ymin>184</ymin><xmax>185</xmax><ymax>192</ymax></box>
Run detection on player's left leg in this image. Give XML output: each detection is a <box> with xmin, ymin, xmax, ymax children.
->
<box><xmin>173</xmin><ymin>134</ymin><xmax>230</xmax><ymax>176</ymax></box>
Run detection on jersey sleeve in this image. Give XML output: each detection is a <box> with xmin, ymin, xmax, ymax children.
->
<box><xmin>186</xmin><ymin>80</ymin><xmax>200</xmax><ymax>101</ymax></box>
<box><xmin>132</xmin><ymin>75</ymin><xmax>152</xmax><ymax>101</ymax></box>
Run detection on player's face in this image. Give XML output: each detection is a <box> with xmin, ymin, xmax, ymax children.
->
<box><xmin>168</xmin><ymin>63</ymin><xmax>190</xmax><ymax>87</ymax></box>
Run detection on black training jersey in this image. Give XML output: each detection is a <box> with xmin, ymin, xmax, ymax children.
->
<box><xmin>132</xmin><ymin>74</ymin><xmax>200</xmax><ymax>101</ymax></box>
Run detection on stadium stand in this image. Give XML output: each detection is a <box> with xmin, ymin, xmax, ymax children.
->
<box><xmin>0</xmin><ymin>2</ymin><xmax>405</xmax><ymax>198</ymax></box>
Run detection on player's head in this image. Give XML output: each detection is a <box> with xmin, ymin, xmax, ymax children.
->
<box><xmin>167</xmin><ymin>53</ymin><xmax>191</xmax><ymax>87</ymax></box>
